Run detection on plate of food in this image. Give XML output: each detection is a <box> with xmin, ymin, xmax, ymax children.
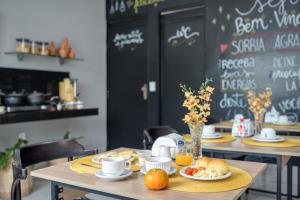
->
<box><xmin>180</xmin><ymin>157</ymin><xmax>232</xmax><ymax>181</ymax></box>
<box><xmin>92</xmin><ymin>150</ymin><xmax>135</xmax><ymax>164</ymax></box>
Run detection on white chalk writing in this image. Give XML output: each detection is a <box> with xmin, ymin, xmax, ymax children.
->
<box><xmin>114</xmin><ymin>30</ymin><xmax>144</xmax><ymax>48</ymax></box>
<box><xmin>232</xmin><ymin>37</ymin><xmax>266</xmax><ymax>55</ymax></box>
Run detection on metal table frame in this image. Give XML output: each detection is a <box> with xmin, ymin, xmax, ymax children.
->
<box><xmin>204</xmin><ymin>149</ymin><xmax>299</xmax><ymax>200</ymax></box>
<box><xmin>51</xmin><ymin>181</ymin><xmax>134</xmax><ymax>200</ymax></box>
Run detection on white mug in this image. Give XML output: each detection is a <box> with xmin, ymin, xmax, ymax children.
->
<box><xmin>102</xmin><ymin>157</ymin><xmax>131</xmax><ymax>177</ymax></box>
<box><xmin>278</xmin><ymin>115</ymin><xmax>289</xmax><ymax>123</ymax></box>
<box><xmin>261</xmin><ymin>128</ymin><xmax>277</xmax><ymax>139</ymax></box>
<box><xmin>158</xmin><ymin>145</ymin><xmax>171</xmax><ymax>158</ymax></box>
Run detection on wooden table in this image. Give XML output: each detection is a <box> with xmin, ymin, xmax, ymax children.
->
<box><xmin>212</xmin><ymin>121</ymin><xmax>300</xmax><ymax>133</ymax></box>
<box><xmin>31</xmin><ymin>149</ymin><xmax>267</xmax><ymax>200</ymax></box>
<box><xmin>202</xmin><ymin>135</ymin><xmax>300</xmax><ymax>200</ymax></box>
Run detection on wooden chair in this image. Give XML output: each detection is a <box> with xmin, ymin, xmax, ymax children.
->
<box><xmin>11</xmin><ymin>139</ymin><xmax>98</xmax><ymax>200</ymax></box>
<box><xmin>143</xmin><ymin>126</ymin><xmax>178</xmax><ymax>150</ymax></box>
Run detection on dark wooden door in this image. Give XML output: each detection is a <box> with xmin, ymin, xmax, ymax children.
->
<box><xmin>108</xmin><ymin>19</ymin><xmax>148</xmax><ymax>149</ymax></box>
<box><xmin>160</xmin><ymin>8</ymin><xmax>206</xmax><ymax>133</ymax></box>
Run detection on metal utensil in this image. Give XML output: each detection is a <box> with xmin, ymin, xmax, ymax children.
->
<box><xmin>81</xmin><ymin>163</ymin><xmax>100</xmax><ymax>169</ymax></box>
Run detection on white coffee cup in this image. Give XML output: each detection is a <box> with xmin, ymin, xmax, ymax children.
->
<box><xmin>203</xmin><ymin>125</ymin><xmax>215</xmax><ymax>135</ymax></box>
<box><xmin>278</xmin><ymin>115</ymin><xmax>289</xmax><ymax>124</ymax></box>
<box><xmin>102</xmin><ymin>157</ymin><xmax>131</xmax><ymax>177</ymax></box>
<box><xmin>261</xmin><ymin>128</ymin><xmax>277</xmax><ymax>139</ymax></box>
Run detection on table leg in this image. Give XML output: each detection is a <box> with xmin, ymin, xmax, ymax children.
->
<box><xmin>298</xmin><ymin>166</ymin><xmax>300</xmax><ymax>198</ymax></box>
<box><xmin>51</xmin><ymin>182</ymin><xmax>63</xmax><ymax>200</ymax></box>
<box><xmin>287</xmin><ymin>161</ymin><xmax>293</xmax><ymax>200</ymax></box>
<box><xmin>277</xmin><ymin>156</ymin><xmax>282</xmax><ymax>200</ymax></box>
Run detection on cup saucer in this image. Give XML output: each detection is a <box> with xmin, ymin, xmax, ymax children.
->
<box><xmin>252</xmin><ymin>135</ymin><xmax>285</xmax><ymax>143</ymax></box>
<box><xmin>202</xmin><ymin>133</ymin><xmax>222</xmax><ymax>139</ymax></box>
<box><xmin>140</xmin><ymin>166</ymin><xmax>176</xmax><ymax>176</ymax></box>
<box><xmin>95</xmin><ymin>169</ymin><xmax>132</xmax><ymax>181</ymax></box>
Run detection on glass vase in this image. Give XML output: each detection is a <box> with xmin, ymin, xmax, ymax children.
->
<box><xmin>254</xmin><ymin>112</ymin><xmax>265</xmax><ymax>136</ymax></box>
<box><xmin>188</xmin><ymin>123</ymin><xmax>204</xmax><ymax>161</ymax></box>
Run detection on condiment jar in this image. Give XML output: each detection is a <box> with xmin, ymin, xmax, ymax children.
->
<box><xmin>40</xmin><ymin>42</ymin><xmax>49</xmax><ymax>56</ymax></box>
<box><xmin>16</xmin><ymin>38</ymin><xmax>30</xmax><ymax>53</ymax></box>
<box><xmin>31</xmin><ymin>40</ymin><xmax>41</xmax><ymax>55</ymax></box>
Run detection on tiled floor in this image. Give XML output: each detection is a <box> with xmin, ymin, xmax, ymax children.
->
<box><xmin>2</xmin><ymin>165</ymin><xmax>298</xmax><ymax>200</ymax></box>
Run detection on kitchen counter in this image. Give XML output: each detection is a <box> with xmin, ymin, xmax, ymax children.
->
<box><xmin>0</xmin><ymin>108</ymin><xmax>98</xmax><ymax>124</ymax></box>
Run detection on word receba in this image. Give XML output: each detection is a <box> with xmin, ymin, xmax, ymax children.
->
<box><xmin>218</xmin><ymin>57</ymin><xmax>255</xmax><ymax>70</ymax></box>
<box><xmin>113</xmin><ymin>30</ymin><xmax>144</xmax><ymax>48</ymax></box>
<box><xmin>232</xmin><ymin>37</ymin><xmax>266</xmax><ymax>55</ymax></box>
<box><xmin>275</xmin><ymin>33</ymin><xmax>300</xmax><ymax>50</ymax></box>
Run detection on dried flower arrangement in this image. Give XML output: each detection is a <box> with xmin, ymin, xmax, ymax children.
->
<box><xmin>180</xmin><ymin>79</ymin><xmax>214</xmax><ymax>129</ymax></box>
<box><xmin>247</xmin><ymin>88</ymin><xmax>272</xmax><ymax>121</ymax></box>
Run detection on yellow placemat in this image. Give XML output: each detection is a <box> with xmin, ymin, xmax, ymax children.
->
<box><xmin>183</xmin><ymin>134</ymin><xmax>235</xmax><ymax>143</ymax></box>
<box><xmin>202</xmin><ymin>134</ymin><xmax>236</xmax><ymax>143</ymax></box>
<box><xmin>69</xmin><ymin>155</ymin><xmax>141</xmax><ymax>174</ymax></box>
<box><xmin>265</xmin><ymin>123</ymin><xmax>300</xmax><ymax>130</ymax></box>
<box><xmin>242</xmin><ymin>137</ymin><xmax>300</xmax><ymax>147</ymax></box>
<box><xmin>219</xmin><ymin>121</ymin><xmax>233</xmax><ymax>126</ymax></box>
<box><xmin>168</xmin><ymin>166</ymin><xmax>252</xmax><ymax>193</ymax></box>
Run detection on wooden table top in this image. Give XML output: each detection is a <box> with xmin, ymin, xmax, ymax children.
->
<box><xmin>31</xmin><ymin>149</ymin><xmax>267</xmax><ymax>200</ymax></box>
<box><xmin>203</xmin><ymin>134</ymin><xmax>300</xmax><ymax>157</ymax></box>
<box><xmin>212</xmin><ymin>121</ymin><xmax>300</xmax><ymax>133</ymax></box>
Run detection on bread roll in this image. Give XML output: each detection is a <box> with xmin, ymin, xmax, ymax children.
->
<box><xmin>195</xmin><ymin>157</ymin><xmax>210</xmax><ymax>169</ymax></box>
<box><xmin>207</xmin><ymin>159</ymin><xmax>229</xmax><ymax>175</ymax></box>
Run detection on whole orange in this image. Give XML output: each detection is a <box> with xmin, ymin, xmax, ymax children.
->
<box><xmin>144</xmin><ymin>169</ymin><xmax>169</xmax><ymax>190</ymax></box>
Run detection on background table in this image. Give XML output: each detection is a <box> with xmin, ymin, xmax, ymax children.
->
<box><xmin>212</xmin><ymin>121</ymin><xmax>300</xmax><ymax>133</ymax></box>
<box><xmin>202</xmin><ymin>135</ymin><xmax>300</xmax><ymax>200</ymax></box>
<box><xmin>32</xmin><ymin>150</ymin><xmax>267</xmax><ymax>200</ymax></box>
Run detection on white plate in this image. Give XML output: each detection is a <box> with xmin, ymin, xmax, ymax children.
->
<box><xmin>140</xmin><ymin>167</ymin><xmax>177</xmax><ymax>176</ymax></box>
<box><xmin>272</xmin><ymin>121</ymin><xmax>297</xmax><ymax>126</ymax></box>
<box><xmin>202</xmin><ymin>133</ymin><xmax>223</xmax><ymax>139</ymax></box>
<box><xmin>179</xmin><ymin>166</ymin><xmax>232</xmax><ymax>181</ymax></box>
<box><xmin>95</xmin><ymin>169</ymin><xmax>132</xmax><ymax>181</ymax></box>
<box><xmin>92</xmin><ymin>155</ymin><xmax>134</xmax><ymax>164</ymax></box>
<box><xmin>252</xmin><ymin>136</ymin><xmax>285</xmax><ymax>143</ymax></box>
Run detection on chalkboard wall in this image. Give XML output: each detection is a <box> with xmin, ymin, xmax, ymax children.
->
<box><xmin>206</xmin><ymin>0</ymin><xmax>300</xmax><ymax>122</ymax></box>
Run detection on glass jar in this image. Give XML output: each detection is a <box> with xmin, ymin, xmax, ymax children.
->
<box><xmin>31</xmin><ymin>41</ymin><xmax>41</xmax><ymax>55</ymax></box>
<box><xmin>40</xmin><ymin>42</ymin><xmax>49</xmax><ymax>56</ymax></box>
<box><xmin>175</xmin><ymin>140</ymin><xmax>193</xmax><ymax>166</ymax></box>
<box><xmin>16</xmin><ymin>38</ymin><xmax>30</xmax><ymax>53</ymax></box>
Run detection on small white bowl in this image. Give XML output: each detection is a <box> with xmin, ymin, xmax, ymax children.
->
<box><xmin>145</xmin><ymin>157</ymin><xmax>171</xmax><ymax>173</ymax></box>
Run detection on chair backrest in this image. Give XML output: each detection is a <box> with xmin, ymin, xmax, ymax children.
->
<box><xmin>143</xmin><ymin>126</ymin><xmax>178</xmax><ymax>149</ymax></box>
<box><xmin>11</xmin><ymin>139</ymin><xmax>98</xmax><ymax>200</ymax></box>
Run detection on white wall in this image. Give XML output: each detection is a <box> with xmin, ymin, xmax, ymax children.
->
<box><xmin>0</xmin><ymin>0</ymin><xmax>107</xmax><ymax>151</ymax></box>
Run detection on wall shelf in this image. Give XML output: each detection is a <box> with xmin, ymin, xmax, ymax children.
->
<box><xmin>0</xmin><ymin>108</ymin><xmax>98</xmax><ymax>124</ymax></box>
<box><xmin>4</xmin><ymin>52</ymin><xmax>84</xmax><ymax>65</ymax></box>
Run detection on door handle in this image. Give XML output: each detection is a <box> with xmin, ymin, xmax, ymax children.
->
<box><xmin>141</xmin><ymin>83</ymin><xmax>148</xmax><ymax>100</ymax></box>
